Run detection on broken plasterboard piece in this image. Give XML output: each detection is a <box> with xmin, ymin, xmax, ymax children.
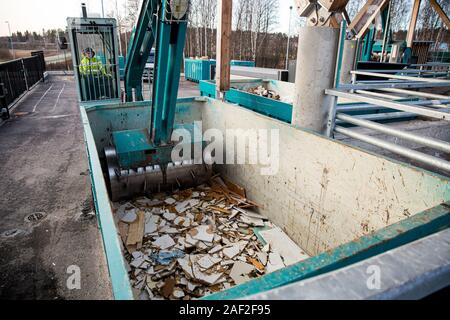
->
<box><xmin>163</xmin><ymin>211</ymin><xmax>177</xmax><ymax>221</ymax></box>
<box><xmin>152</xmin><ymin>235</ymin><xmax>176</xmax><ymax>250</ymax></box>
<box><xmin>121</xmin><ymin>208</ymin><xmax>137</xmax><ymax>223</ymax></box>
<box><xmin>177</xmin><ymin>256</ymin><xmax>194</xmax><ymax>279</ymax></box>
<box><xmin>266</xmin><ymin>252</ymin><xmax>285</xmax><ymax>273</ymax></box>
<box><xmin>189</xmin><ymin>225</ymin><xmax>214</xmax><ymax>243</ymax></box>
<box><xmin>175</xmin><ymin>199</ymin><xmax>200</xmax><ymax>213</ymax></box>
<box><xmin>173</xmin><ymin>288</ymin><xmax>185</xmax><ymax>299</ymax></box>
<box><xmin>234</xmin><ymin>207</ymin><xmax>267</xmax><ymax>220</ymax></box>
<box><xmin>164</xmin><ymin>197</ymin><xmax>177</xmax><ymax>205</ymax></box>
<box><xmin>145</xmin><ymin>215</ymin><xmax>159</xmax><ymax>234</ymax></box>
<box><xmin>196</xmin><ymin>255</ymin><xmax>222</xmax><ymax>270</ymax></box>
<box><xmin>230</xmin><ymin>261</ymin><xmax>254</xmax><ymax>285</ymax></box>
<box><xmin>190</xmin><ymin>255</ymin><xmax>223</xmax><ymax>285</ymax></box>
<box><xmin>259</xmin><ymin>227</ymin><xmax>310</xmax><ymax>266</ymax></box>
<box><xmin>257</xmin><ymin>252</ymin><xmax>268</xmax><ymax>266</ymax></box>
<box><xmin>209</xmin><ymin>245</ymin><xmax>223</xmax><ymax>254</ymax></box>
<box><xmin>240</xmin><ymin>215</ymin><xmax>265</xmax><ymax>227</ymax></box>
<box><xmin>174</xmin><ymin>216</ymin><xmax>191</xmax><ymax>228</ymax></box>
<box><xmin>223</xmin><ymin>241</ymin><xmax>248</xmax><ymax>259</ymax></box>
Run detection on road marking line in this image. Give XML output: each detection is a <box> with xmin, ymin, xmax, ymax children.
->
<box><xmin>32</xmin><ymin>84</ymin><xmax>54</xmax><ymax>113</ymax></box>
<box><xmin>37</xmin><ymin>114</ymin><xmax>77</xmax><ymax>120</ymax></box>
<box><xmin>51</xmin><ymin>84</ymin><xmax>66</xmax><ymax>112</ymax></box>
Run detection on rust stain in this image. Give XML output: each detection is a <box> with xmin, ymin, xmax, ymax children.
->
<box><xmin>361</xmin><ymin>221</ymin><xmax>369</xmax><ymax>233</ymax></box>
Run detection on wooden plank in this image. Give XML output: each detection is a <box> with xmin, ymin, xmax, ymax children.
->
<box><xmin>347</xmin><ymin>0</ymin><xmax>389</xmax><ymax>39</ymax></box>
<box><xmin>126</xmin><ymin>210</ymin><xmax>145</xmax><ymax>251</ymax></box>
<box><xmin>222</xmin><ymin>176</ymin><xmax>247</xmax><ymax>198</ymax></box>
<box><xmin>216</xmin><ymin>0</ymin><xmax>232</xmax><ymax>93</ymax></box>
<box><xmin>406</xmin><ymin>0</ymin><xmax>421</xmax><ymax>48</ymax></box>
<box><xmin>429</xmin><ymin>0</ymin><xmax>450</xmax><ymax>30</ymax></box>
<box><xmin>118</xmin><ymin>222</ymin><xmax>129</xmax><ymax>244</ymax></box>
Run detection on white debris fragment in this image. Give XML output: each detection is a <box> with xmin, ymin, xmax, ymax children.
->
<box><xmin>132</xmin><ymin>251</ymin><xmax>143</xmax><ymax>259</ymax></box>
<box><xmin>230</xmin><ymin>261</ymin><xmax>254</xmax><ymax>285</ymax></box>
<box><xmin>121</xmin><ymin>209</ymin><xmax>137</xmax><ymax>223</ymax></box>
<box><xmin>235</xmin><ymin>207</ymin><xmax>268</xmax><ymax>220</ymax></box>
<box><xmin>175</xmin><ymin>199</ymin><xmax>200</xmax><ymax>213</ymax></box>
<box><xmin>130</xmin><ymin>257</ymin><xmax>145</xmax><ymax>268</ymax></box>
<box><xmin>257</xmin><ymin>252</ymin><xmax>268</xmax><ymax>266</ymax></box>
<box><xmin>259</xmin><ymin>227</ymin><xmax>310</xmax><ymax>266</ymax></box>
<box><xmin>173</xmin><ymin>288</ymin><xmax>185</xmax><ymax>299</ymax></box>
<box><xmin>191</xmin><ymin>257</ymin><xmax>224</xmax><ymax>285</ymax></box>
<box><xmin>163</xmin><ymin>212</ymin><xmax>177</xmax><ymax>221</ymax></box>
<box><xmin>174</xmin><ymin>216</ymin><xmax>191</xmax><ymax>227</ymax></box>
<box><xmin>185</xmin><ymin>233</ymin><xmax>199</xmax><ymax>247</ymax></box>
<box><xmin>266</xmin><ymin>252</ymin><xmax>285</xmax><ymax>273</ymax></box>
<box><xmin>164</xmin><ymin>197</ymin><xmax>177</xmax><ymax>205</ymax></box>
<box><xmin>177</xmin><ymin>256</ymin><xmax>194</xmax><ymax>278</ymax></box>
<box><xmin>209</xmin><ymin>245</ymin><xmax>223</xmax><ymax>254</ymax></box>
<box><xmin>152</xmin><ymin>235</ymin><xmax>176</xmax><ymax>250</ymax></box>
<box><xmin>189</xmin><ymin>225</ymin><xmax>214</xmax><ymax>243</ymax></box>
<box><xmin>186</xmin><ymin>281</ymin><xmax>198</xmax><ymax>292</ymax></box>
<box><xmin>197</xmin><ymin>255</ymin><xmax>222</xmax><ymax>270</ymax></box>
<box><xmin>240</xmin><ymin>215</ymin><xmax>265</xmax><ymax>227</ymax></box>
<box><xmin>223</xmin><ymin>241</ymin><xmax>248</xmax><ymax>259</ymax></box>
<box><xmin>145</xmin><ymin>215</ymin><xmax>159</xmax><ymax>234</ymax></box>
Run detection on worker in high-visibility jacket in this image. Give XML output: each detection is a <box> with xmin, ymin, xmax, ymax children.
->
<box><xmin>79</xmin><ymin>47</ymin><xmax>106</xmax><ymax>76</ymax></box>
<box><xmin>79</xmin><ymin>47</ymin><xmax>112</xmax><ymax>101</ymax></box>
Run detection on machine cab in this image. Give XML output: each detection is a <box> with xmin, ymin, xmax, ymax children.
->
<box><xmin>67</xmin><ymin>17</ymin><xmax>121</xmax><ymax>104</ymax></box>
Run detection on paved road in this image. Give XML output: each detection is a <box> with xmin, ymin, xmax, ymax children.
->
<box><xmin>0</xmin><ymin>75</ymin><xmax>112</xmax><ymax>299</ymax></box>
<box><xmin>45</xmin><ymin>53</ymin><xmax>72</xmax><ymax>63</ymax></box>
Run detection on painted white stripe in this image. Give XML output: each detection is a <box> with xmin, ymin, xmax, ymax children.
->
<box><xmin>32</xmin><ymin>84</ymin><xmax>54</xmax><ymax>113</ymax></box>
<box><xmin>37</xmin><ymin>114</ymin><xmax>77</xmax><ymax>120</ymax></box>
<box><xmin>51</xmin><ymin>84</ymin><xmax>66</xmax><ymax>112</ymax></box>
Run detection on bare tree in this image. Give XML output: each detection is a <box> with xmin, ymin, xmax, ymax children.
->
<box><xmin>416</xmin><ymin>0</ymin><xmax>450</xmax><ymax>51</ymax></box>
<box><xmin>346</xmin><ymin>0</ymin><xmax>365</xmax><ymax>20</ymax></box>
<box><xmin>126</xmin><ymin>0</ymin><xmax>143</xmax><ymax>27</ymax></box>
<box><xmin>389</xmin><ymin>0</ymin><xmax>412</xmax><ymax>32</ymax></box>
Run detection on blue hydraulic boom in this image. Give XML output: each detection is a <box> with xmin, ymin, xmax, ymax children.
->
<box><xmin>125</xmin><ymin>0</ymin><xmax>189</xmax><ymax>145</ymax></box>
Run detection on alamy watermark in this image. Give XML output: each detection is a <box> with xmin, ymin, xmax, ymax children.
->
<box><xmin>171</xmin><ymin>121</ymin><xmax>280</xmax><ymax>176</ymax></box>
<box><xmin>66</xmin><ymin>265</ymin><xmax>81</xmax><ymax>290</ymax></box>
<box><xmin>366</xmin><ymin>265</ymin><xmax>381</xmax><ymax>290</ymax></box>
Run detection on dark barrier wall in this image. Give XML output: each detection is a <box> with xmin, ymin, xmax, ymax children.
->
<box><xmin>0</xmin><ymin>52</ymin><xmax>45</xmax><ymax>118</ymax></box>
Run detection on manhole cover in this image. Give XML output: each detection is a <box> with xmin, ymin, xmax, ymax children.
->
<box><xmin>1</xmin><ymin>229</ymin><xmax>24</xmax><ymax>238</ymax></box>
<box><xmin>24</xmin><ymin>212</ymin><xmax>46</xmax><ymax>223</ymax></box>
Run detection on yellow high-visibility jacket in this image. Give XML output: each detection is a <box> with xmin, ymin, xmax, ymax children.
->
<box><xmin>79</xmin><ymin>56</ymin><xmax>106</xmax><ymax>76</ymax></box>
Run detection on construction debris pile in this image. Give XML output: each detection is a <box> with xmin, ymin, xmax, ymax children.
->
<box><xmin>246</xmin><ymin>86</ymin><xmax>281</xmax><ymax>101</ymax></box>
<box><xmin>113</xmin><ymin>175</ymin><xmax>309</xmax><ymax>300</ymax></box>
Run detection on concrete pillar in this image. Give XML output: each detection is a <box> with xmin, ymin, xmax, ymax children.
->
<box><xmin>292</xmin><ymin>27</ymin><xmax>340</xmax><ymax>134</ymax></box>
<box><xmin>339</xmin><ymin>40</ymin><xmax>358</xmax><ymax>85</ymax></box>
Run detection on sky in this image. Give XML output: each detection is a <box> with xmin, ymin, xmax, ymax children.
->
<box><xmin>0</xmin><ymin>0</ymin><xmax>296</xmax><ymax>37</ymax></box>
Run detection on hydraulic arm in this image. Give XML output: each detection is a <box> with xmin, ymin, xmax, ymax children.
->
<box><xmin>109</xmin><ymin>0</ymin><xmax>211</xmax><ymax>200</ymax></box>
<box><xmin>125</xmin><ymin>0</ymin><xmax>188</xmax><ymax>145</ymax></box>
<box><xmin>124</xmin><ymin>0</ymin><xmax>159</xmax><ymax>102</ymax></box>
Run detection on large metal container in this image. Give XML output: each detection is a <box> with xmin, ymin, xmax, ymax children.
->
<box><xmin>81</xmin><ymin>97</ymin><xmax>450</xmax><ymax>300</ymax></box>
<box><xmin>230</xmin><ymin>60</ymin><xmax>256</xmax><ymax>67</ymax></box>
<box><xmin>184</xmin><ymin>59</ymin><xmax>216</xmax><ymax>82</ymax></box>
<box><xmin>184</xmin><ymin>59</ymin><xmax>256</xmax><ymax>82</ymax></box>
<box><xmin>199</xmin><ymin>79</ymin><xmax>417</xmax><ymax>124</ymax></box>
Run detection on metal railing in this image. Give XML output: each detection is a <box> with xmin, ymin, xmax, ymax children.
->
<box><xmin>326</xmin><ymin>70</ymin><xmax>450</xmax><ymax>174</ymax></box>
<box><xmin>0</xmin><ymin>52</ymin><xmax>45</xmax><ymax>119</ymax></box>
